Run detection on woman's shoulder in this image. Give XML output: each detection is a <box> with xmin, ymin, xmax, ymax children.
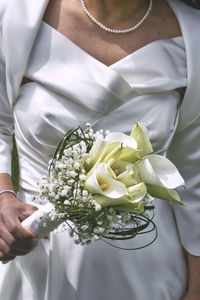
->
<box><xmin>170</xmin><ymin>0</ymin><xmax>200</xmax><ymax>15</ymax></box>
<box><xmin>168</xmin><ymin>0</ymin><xmax>200</xmax><ymax>40</ymax></box>
<box><xmin>172</xmin><ymin>1</ymin><xmax>200</xmax><ymax>131</ymax></box>
<box><xmin>0</xmin><ymin>0</ymin><xmax>48</xmax><ymax>27</ymax></box>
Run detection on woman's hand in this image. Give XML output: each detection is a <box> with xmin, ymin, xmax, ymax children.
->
<box><xmin>183</xmin><ymin>291</ymin><xmax>200</xmax><ymax>300</ymax></box>
<box><xmin>182</xmin><ymin>251</ymin><xmax>200</xmax><ymax>300</ymax></box>
<box><xmin>0</xmin><ymin>193</ymin><xmax>38</xmax><ymax>261</ymax></box>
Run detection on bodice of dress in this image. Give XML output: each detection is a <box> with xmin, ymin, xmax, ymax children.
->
<box><xmin>14</xmin><ymin>21</ymin><xmax>186</xmax><ymax>200</ymax></box>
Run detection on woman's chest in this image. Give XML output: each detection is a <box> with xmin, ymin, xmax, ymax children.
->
<box><xmin>43</xmin><ymin>0</ymin><xmax>182</xmax><ymax>66</ymax></box>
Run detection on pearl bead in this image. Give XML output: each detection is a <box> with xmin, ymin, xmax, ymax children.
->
<box><xmin>80</xmin><ymin>0</ymin><xmax>153</xmax><ymax>35</ymax></box>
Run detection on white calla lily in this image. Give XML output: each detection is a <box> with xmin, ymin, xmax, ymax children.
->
<box><xmin>136</xmin><ymin>154</ymin><xmax>185</xmax><ymax>189</ymax></box>
<box><xmin>85</xmin><ymin>163</ymin><xmax>128</xmax><ymax>199</ymax></box>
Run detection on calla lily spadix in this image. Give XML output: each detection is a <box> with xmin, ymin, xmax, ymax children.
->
<box><xmin>85</xmin><ymin>163</ymin><xmax>128</xmax><ymax>200</ymax></box>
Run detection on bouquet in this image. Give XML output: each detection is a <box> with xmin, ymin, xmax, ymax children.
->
<box><xmin>22</xmin><ymin>123</ymin><xmax>186</xmax><ymax>250</ymax></box>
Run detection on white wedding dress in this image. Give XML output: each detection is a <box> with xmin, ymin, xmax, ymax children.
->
<box><xmin>0</xmin><ymin>19</ymin><xmax>200</xmax><ymax>300</ymax></box>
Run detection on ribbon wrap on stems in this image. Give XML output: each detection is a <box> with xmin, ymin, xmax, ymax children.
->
<box><xmin>22</xmin><ymin>203</ymin><xmax>63</xmax><ymax>239</ymax></box>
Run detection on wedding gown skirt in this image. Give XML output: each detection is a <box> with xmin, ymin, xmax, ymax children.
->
<box><xmin>0</xmin><ymin>22</ymin><xmax>195</xmax><ymax>300</ymax></box>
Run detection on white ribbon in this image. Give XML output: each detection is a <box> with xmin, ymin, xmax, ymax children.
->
<box><xmin>22</xmin><ymin>203</ymin><xmax>63</xmax><ymax>239</ymax></box>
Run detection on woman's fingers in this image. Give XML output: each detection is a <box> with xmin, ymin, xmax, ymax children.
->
<box><xmin>2</xmin><ymin>213</ymin><xmax>38</xmax><ymax>249</ymax></box>
<box><xmin>0</xmin><ymin>250</ymin><xmax>16</xmax><ymax>261</ymax></box>
<box><xmin>18</xmin><ymin>202</ymin><xmax>38</xmax><ymax>222</ymax></box>
<box><xmin>0</xmin><ymin>196</ymin><xmax>39</xmax><ymax>260</ymax></box>
<box><xmin>0</xmin><ymin>219</ymin><xmax>37</xmax><ymax>260</ymax></box>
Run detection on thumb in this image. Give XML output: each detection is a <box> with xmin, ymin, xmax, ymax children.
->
<box><xmin>19</xmin><ymin>203</ymin><xmax>38</xmax><ymax>222</ymax></box>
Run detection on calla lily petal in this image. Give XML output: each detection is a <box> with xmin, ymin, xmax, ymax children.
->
<box><xmin>118</xmin><ymin>165</ymin><xmax>139</xmax><ymax>187</ymax></box>
<box><xmin>87</xmin><ymin>138</ymin><xmax>106</xmax><ymax>168</ymax></box>
<box><xmin>108</xmin><ymin>159</ymin><xmax>139</xmax><ymax>187</ymax></box>
<box><xmin>114</xmin><ymin>201</ymin><xmax>146</xmax><ymax>214</ymax></box>
<box><xmin>146</xmin><ymin>184</ymin><xmax>187</xmax><ymax>206</ymax></box>
<box><xmin>136</xmin><ymin>154</ymin><xmax>185</xmax><ymax>189</ymax></box>
<box><xmin>108</xmin><ymin>159</ymin><xmax>131</xmax><ymax>175</ymax></box>
<box><xmin>87</xmin><ymin>139</ymin><xmax>120</xmax><ymax>169</ymax></box>
<box><xmin>93</xmin><ymin>183</ymin><xmax>147</xmax><ymax>208</ymax></box>
<box><xmin>105</xmin><ymin>132</ymin><xmax>137</xmax><ymax>149</ymax></box>
<box><xmin>131</xmin><ymin>123</ymin><xmax>153</xmax><ymax>156</ymax></box>
<box><xmin>127</xmin><ymin>183</ymin><xmax>147</xmax><ymax>203</ymax></box>
<box><xmin>85</xmin><ymin>163</ymin><xmax>128</xmax><ymax>199</ymax></box>
<box><xmin>104</xmin><ymin>145</ymin><xmax>141</xmax><ymax>163</ymax></box>
<box><xmin>93</xmin><ymin>194</ymin><xmax>128</xmax><ymax>207</ymax></box>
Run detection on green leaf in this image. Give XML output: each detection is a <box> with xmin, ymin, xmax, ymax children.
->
<box><xmin>146</xmin><ymin>184</ymin><xmax>187</xmax><ymax>206</ymax></box>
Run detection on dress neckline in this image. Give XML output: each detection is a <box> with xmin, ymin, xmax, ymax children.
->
<box><xmin>42</xmin><ymin>21</ymin><xmax>183</xmax><ymax>68</ymax></box>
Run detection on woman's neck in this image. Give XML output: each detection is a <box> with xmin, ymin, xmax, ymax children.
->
<box><xmin>82</xmin><ymin>0</ymin><xmax>151</xmax><ymax>25</ymax></box>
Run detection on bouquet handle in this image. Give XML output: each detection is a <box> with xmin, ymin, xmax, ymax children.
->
<box><xmin>22</xmin><ymin>203</ymin><xmax>63</xmax><ymax>239</ymax></box>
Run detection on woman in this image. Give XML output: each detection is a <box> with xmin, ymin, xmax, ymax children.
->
<box><xmin>0</xmin><ymin>0</ymin><xmax>200</xmax><ymax>299</ymax></box>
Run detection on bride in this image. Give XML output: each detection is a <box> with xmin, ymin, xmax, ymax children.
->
<box><xmin>0</xmin><ymin>0</ymin><xmax>200</xmax><ymax>299</ymax></box>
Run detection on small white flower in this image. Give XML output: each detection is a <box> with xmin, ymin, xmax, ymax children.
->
<box><xmin>64</xmin><ymin>200</ymin><xmax>70</xmax><ymax>205</ymax></box>
<box><xmin>82</xmin><ymin>190</ymin><xmax>88</xmax><ymax>196</ymax></box>
<box><xmin>74</xmin><ymin>162</ymin><xmax>81</xmax><ymax>169</ymax></box>
<box><xmin>105</xmin><ymin>130</ymin><xmax>111</xmax><ymax>136</ymax></box>
<box><xmin>94</xmin><ymin>203</ymin><xmax>102</xmax><ymax>211</ymax></box>
<box><xmin>79</xmin><ymin>174</ymin><xmax>87</xmax><ymax>181</ymax></box>
<box><xmin>61</xmin><ymin>190</ymin><xmax>68</xmax><ymax>197</ymax></box>
<box><xmin>68</xmin><ymin>179</ymin><xmax>75</xmax><ymax>185</ymax></box>
<box><xmin>64</xmin><ymin>148</ymin><xmax>72</xmax><ymax>156</ymax></box>
<box><xmin>49</xmin><ymin>192</ymin><xmax>56</xmax><ymax>198</ymax></box>
<box><xmin>81</xmin><ymin>225</ymin><xmax>88</xmax><ymax>231</ymax></box>
<box><xmin>69</xmin><ymin>171</ymin><xmax>77</xmax><ymax>178</ymax></box>
<box><xmin>81</xmin><ymin>196</ymin><xmax>88</xmax><ymax>203</ymax></box>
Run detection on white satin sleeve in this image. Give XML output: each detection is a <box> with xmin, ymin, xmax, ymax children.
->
<box><xmin>167</xmin><ymin>116</ymin><xmax>200</xmax><ymax>256</ymax></box>
<box><xmin>0</xmin><ymin>27</ymin><xmax>14</xmax><ymax>175</ymax></box>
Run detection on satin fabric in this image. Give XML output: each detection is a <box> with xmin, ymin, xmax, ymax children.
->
<box><xmin>0</xmin><ymin>1</ymin><xmax>200</xmax><ymax>300</ymax></box>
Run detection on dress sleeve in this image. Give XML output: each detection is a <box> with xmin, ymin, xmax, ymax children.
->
<box><xmin>167</xmin><ymin>116</ymin><xmax>200</xmax><ymax>256</ymax></box>
<box><xmin>0</xmin><ymin>22</ymin><xmax>14</xmax><ymax>175</ymax></box>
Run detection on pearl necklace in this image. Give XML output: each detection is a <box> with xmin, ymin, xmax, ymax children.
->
<box><xmin>79</xmin><ymin>0</ymin><xmax>153</xmax><ymax>34</ymax></box>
